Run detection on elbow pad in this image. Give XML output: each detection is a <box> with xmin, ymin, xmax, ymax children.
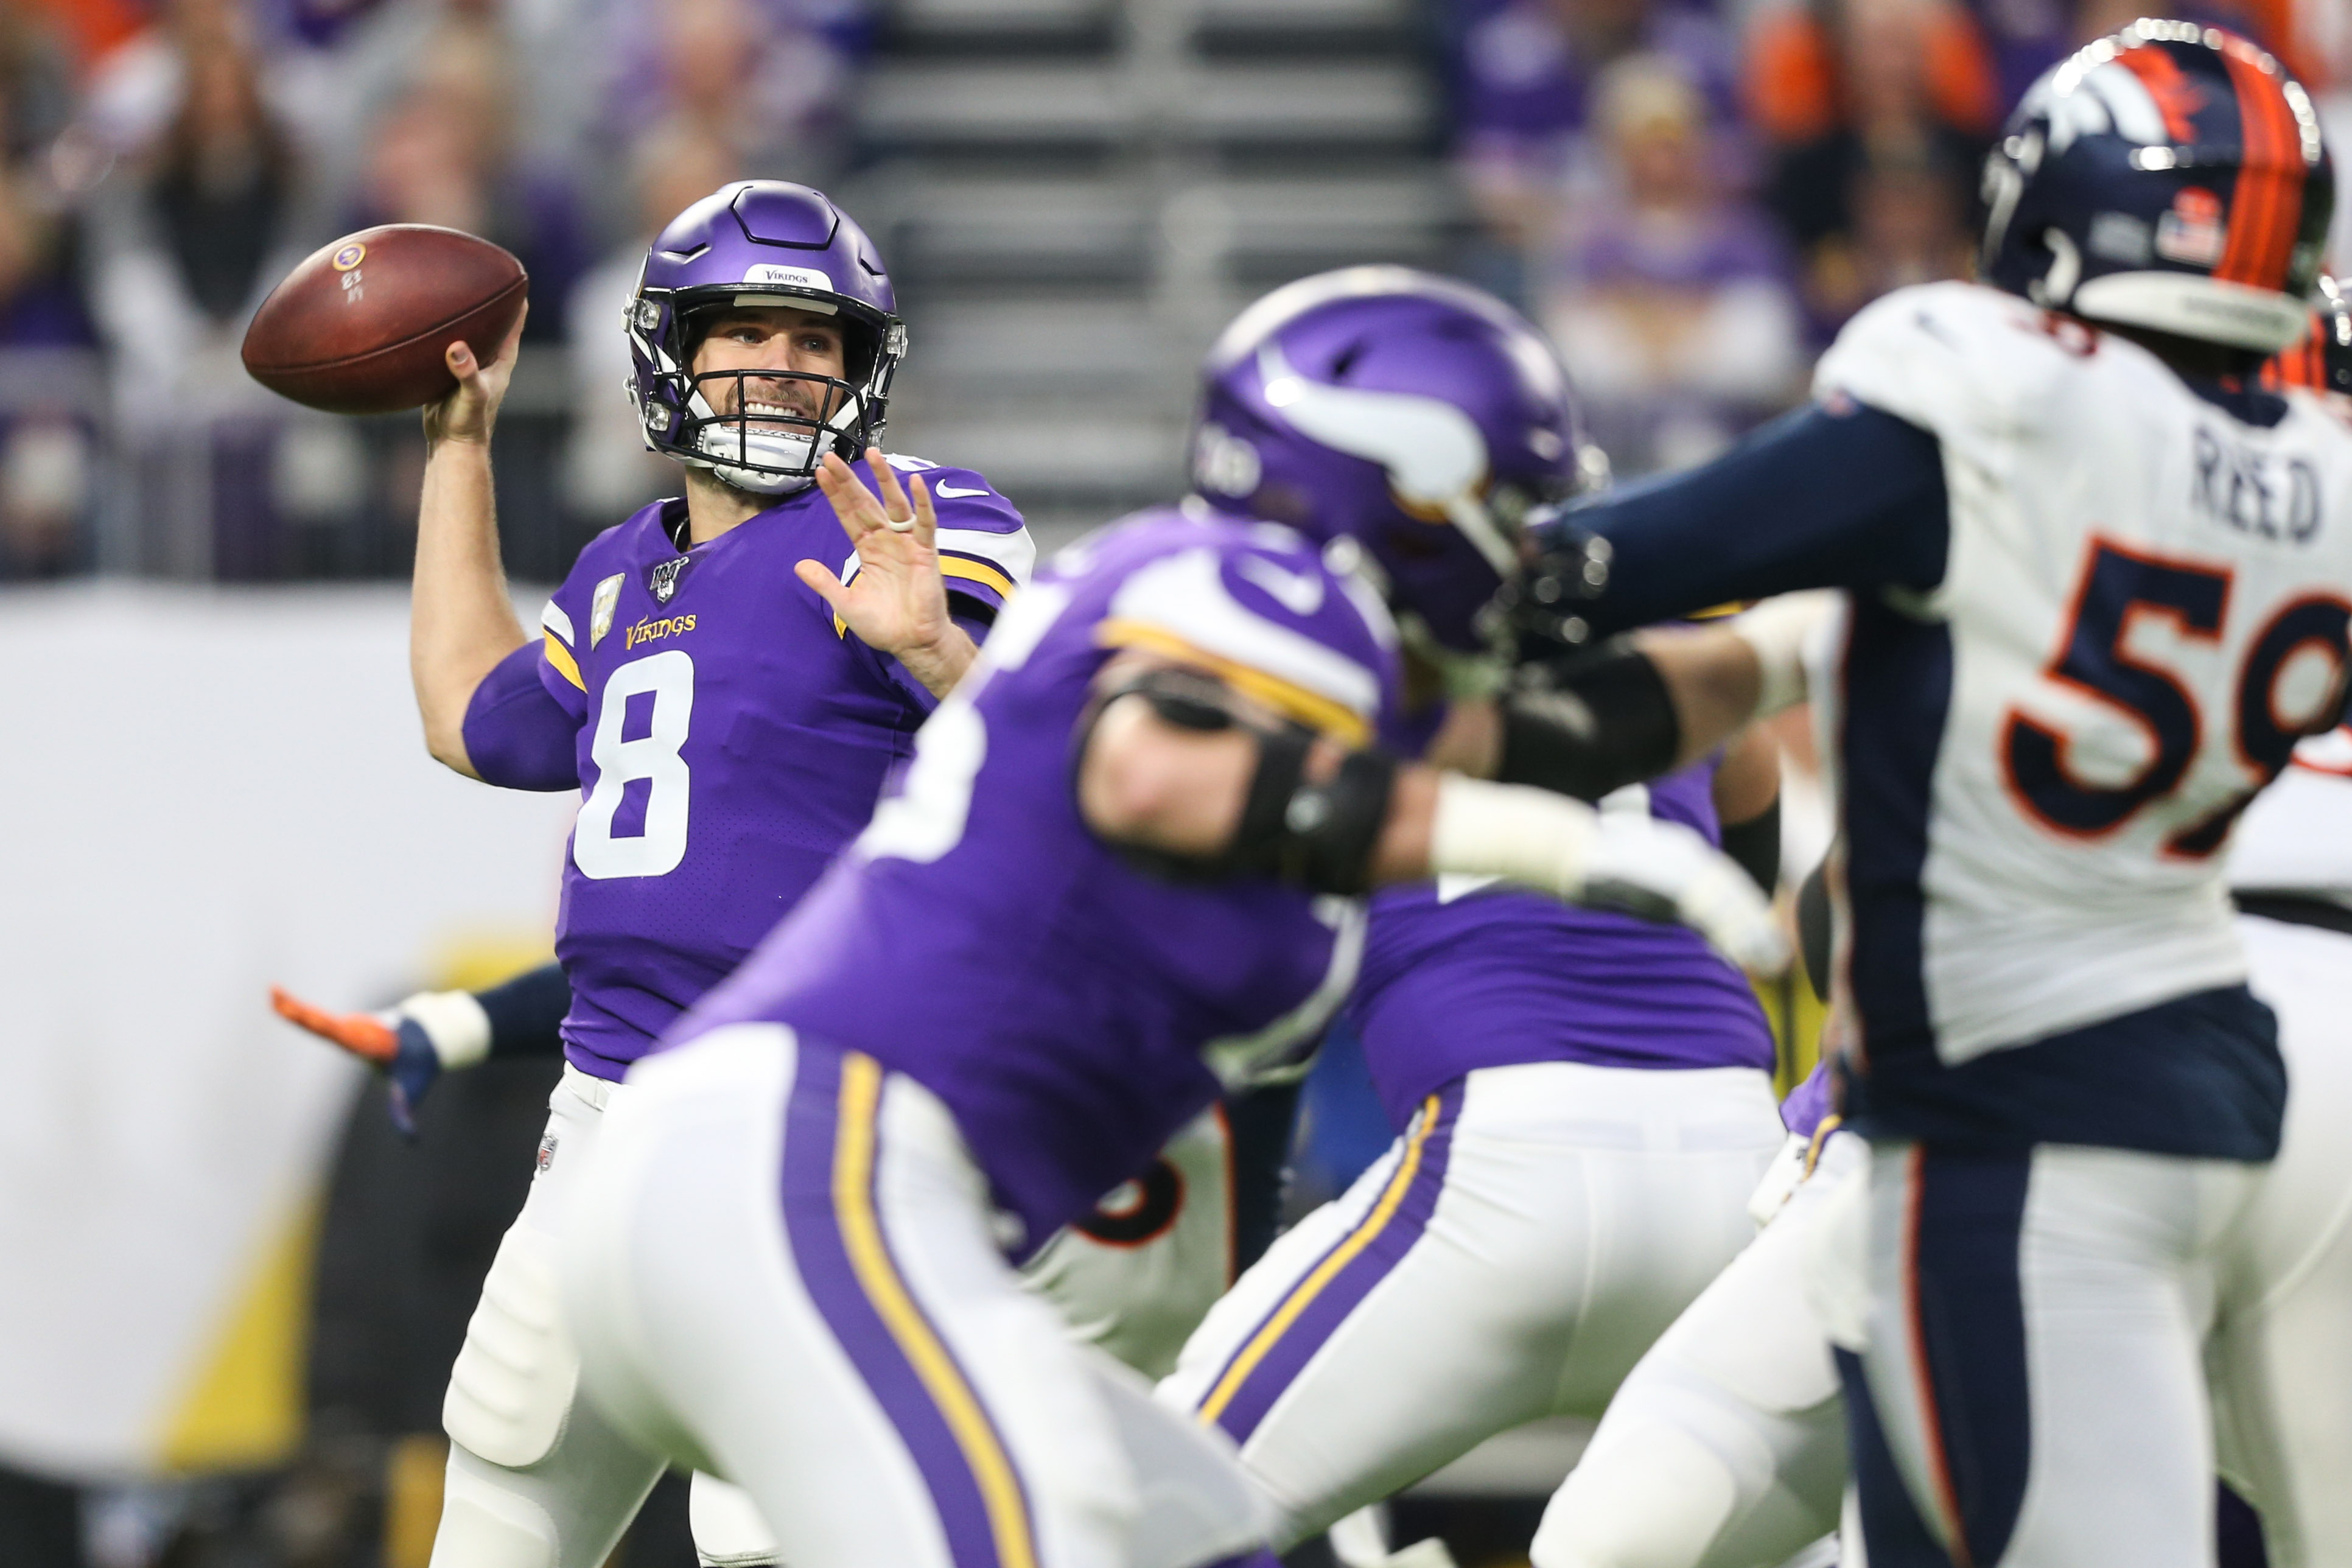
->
<box><xmin>1496</xmin><ymin>640</ymin><xmax>1680</xmax><ymax>802</ymax></box>
<box><xmin>1087</xmin><ymin>667</ymin><xmax>1398</xmax><ymax>895</ymax></box>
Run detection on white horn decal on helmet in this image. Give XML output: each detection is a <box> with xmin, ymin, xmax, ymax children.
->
<box><xmin>1255</xmin><ymin>345</ymin><xmax>1517</xmax><ymax>576</ymax></box>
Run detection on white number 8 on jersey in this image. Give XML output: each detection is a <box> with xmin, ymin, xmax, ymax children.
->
<box><xmin>575</xmin><ymin>649</ymin><xmax>695</xmax><ymax>879</ymax></box>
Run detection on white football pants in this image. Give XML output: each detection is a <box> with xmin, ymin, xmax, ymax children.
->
<box><xmin>428</xmin><ymin>1063</ymin><xmax>667</xmax><ymax>1568</ymax></box>
<box><xmin>1530</xmin><ymin>1133</ymin><xmax>1860</xmax><ymax>1568</ymax></box>
<box><xmin>1158</xmin><ymin>1060</ymin><xmax>1783</xmax><ymax>1549</ymax></box>
<box><xmin>1528</xmin><ymin>912</ymin><xmax>2352</xmax><ymax>1568</ymax></box>
<box><xmin>2208</xmin><ymin>914</ymin><xmax>2352</xmax><ymax>1568</ymax></box>
<box><xmin>426</xmin><ymin>1069</ymin><xmax>1245</xmax><ymax>1567</ymax></box>
<box><xmin>558</xmin><ymin>1023</ymin><xmax>1272</xmax><ymax>1568</ymax></box>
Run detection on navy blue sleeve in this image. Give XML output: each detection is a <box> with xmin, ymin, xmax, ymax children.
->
<box><xmin>475</xmin><ymin>962</ymin><xmax>572</xmax><ymax>1059</ymax></box>
<box><xmin>1225</xmin><ymin>1080</ymin><xmax>1303</xmax><ymax>1274</ymax></box>
<box><xmin>883</xmin><ymin>607</ymin><xmax>996</xmax><ymax>713</ymax></box>
<box><xmin>461</xmin><ymin>643</ymin><xmax>582</xmax><ymax>791</ymax></box>
<box><xmin>1571</xmin><ymin>402</ymin><xmax>1951</xmax><ymax>638</ymax></box>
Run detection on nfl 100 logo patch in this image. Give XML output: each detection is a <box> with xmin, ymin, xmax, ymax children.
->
<box><xmin>648</xmin><ymin>556</ymin><xmax>691</xmax><ymax>604</ymax></box>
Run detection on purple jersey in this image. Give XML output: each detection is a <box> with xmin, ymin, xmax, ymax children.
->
<box><xmin>1349</xmin><ymin>759</ymin><xmax>1774</xmax><ymax>1131</ymax></box>
<box><xmin>462</xmin><ymin>460</ymin><xmax>1030</xmax><ymax>1080</ymax></box>
<box><xmin>673</xmin><ymin>506</ymin><xmax>1401</xmax><ymax>1252</ymax></box>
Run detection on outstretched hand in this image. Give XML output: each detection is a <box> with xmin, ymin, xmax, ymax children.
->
<box><xmin>421</xmin><ymin>303</ymin><xmax>528</xmax><ymax>450</ymax></box>
<box><xmin>270</xmin><ymin>985</ymin><xmax>442</xmax><ymax>1139</ymax></box>
<box><xmin>797</xmin><ymin>448</ymin><xmax>976</xmax><ymax>698</ymax></box>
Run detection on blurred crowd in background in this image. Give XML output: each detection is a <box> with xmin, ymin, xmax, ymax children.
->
<box><xmin>0</xmin><ymin>0</ymin><xmax>2340</xmax><ymax>583</ymax></box>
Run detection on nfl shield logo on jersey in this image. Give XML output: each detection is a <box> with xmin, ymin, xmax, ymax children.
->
<box><xmin>590</xmin><ymin>573</ymin><xmax>625</xmax><ymax>647</ymax></box>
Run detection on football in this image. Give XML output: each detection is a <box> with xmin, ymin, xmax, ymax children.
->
<box><xmin>241</xmin><ymin>225</ymin><xmax>528</xmax><ymax>416</ymax></box>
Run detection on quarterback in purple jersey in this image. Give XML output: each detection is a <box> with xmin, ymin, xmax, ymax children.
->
<box><xmin>1152</xmin><ymin>279</ymin><xmax>1787</xmax><ymax>1550</ymax></box>
<box><xmin>395</xmin><ymin>180</ymin><xmax>1034</xmax><ymax>1568</ymax></box>
<box><xmin>553</xmin><ymin>268</ymin><xmax>1788</xmax><ymax>1568</ymax></box>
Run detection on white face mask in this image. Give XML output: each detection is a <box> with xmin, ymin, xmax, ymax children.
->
<box><xmin>680</xmin><ymin>383</ymin><xmax>864</xmax><ymax>495</ymax></box>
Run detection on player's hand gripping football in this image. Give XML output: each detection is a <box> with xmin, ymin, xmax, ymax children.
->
<box><xmin>800</xmin><ymin>447</ymin><xmax>976</xmax><ymax>696</ymax></box>
<box><xmin>420</xmin><ymin>304</ymin><xmax>528</xmax><ymax>450</ymax></box>
<box><xmin>270</xmin><ymin>986</ymin><xmax>464</xmax><ymax>1138</ymax></box>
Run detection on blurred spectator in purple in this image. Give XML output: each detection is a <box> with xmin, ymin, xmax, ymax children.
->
<box><xmin>1453</xmin><ymin>0</ymin><xmax>1742</xmax><ymax>246</ymax></box>
<box><xmin>1539</xmin><ymin>54</ymin><xmax>1804</xmax><ymax>476</ymax></box>
<box><xmin>566</xmin><ymin>118</ymin><xmax>740</xmax><ymax>519</ymax></box>
<box><xmin>348</xmin><ymin>13</ymin><xmax>588</xmax><ymax>343</ymax></box>
<box><xmin>602</xmin><ymin>0</ymin><xmax>872</xmax><ymax>184</ymax></box>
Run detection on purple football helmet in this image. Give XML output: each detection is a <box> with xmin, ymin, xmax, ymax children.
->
<box><xmin>1191</xmin><ymin>266</ymin><xmax>1605</xmax><ymax>653</ymax></box>
<box><xmin>626</xmin><ymin>181</ymin><xmax>905</xmax><ymax>494</ymax></box>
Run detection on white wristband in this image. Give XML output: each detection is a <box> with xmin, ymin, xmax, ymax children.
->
<box><xmin>397</xmin><ymin>989</ymin><xmax>494</xmax><ymax>1069</ymax></box>
<box><xmin>1729</xmin><ymin>590</ymin><xmax>1837</xmax><ymax>718</ymax></box>
<box><xmin>1428</xmin><ymin>774</ymin><xmax>1598</xmax><ymax>899</ymax></box>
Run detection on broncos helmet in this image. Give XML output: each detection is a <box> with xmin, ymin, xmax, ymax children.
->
<box><xmin>1981</xmin><ymin>19</ymin><xmax>2334</xmax><ymax>356</ymax></box>
<box><xmin>625</xmin><ymin>181</ymin><xmax>906</xmax><ymax>495</ymax></box>
<box><xmin>1191</xmin><ymin>266</ymin><xmax>1606</xmax><ymax>655</ymax></box>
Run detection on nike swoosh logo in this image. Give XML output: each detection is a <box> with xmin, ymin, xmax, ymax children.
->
<box><xmin>932</xmin><ymin>482</ymin><xmax>990</xmax><ymax>499</ymax></box>
<box><xmin>1236</xmin><ymin>555</ymin><xmax>1326</xmax><ymax>616</ymax></box>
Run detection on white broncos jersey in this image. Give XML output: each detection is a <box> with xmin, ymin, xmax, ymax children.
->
<box><xmin>1810</xmin><ymin>282</ymin><xmax>2352</xmax><ymax>1076</ymax></box>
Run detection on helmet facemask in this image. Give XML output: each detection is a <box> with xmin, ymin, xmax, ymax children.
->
<box><xmin>628</xmin><ymin>282</ymin><xmax>905</xmax><ymax>497</ymax></box>
<box><xmin>678</xmin><ymin>363</ymin><xmax>868</xmax><ymax>495</ymax></box>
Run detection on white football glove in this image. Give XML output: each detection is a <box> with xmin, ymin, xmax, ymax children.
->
<box><xmin>1429</xmin><ymin>774</ymin><xmax>1789</xmax><ymax>974</ymax></box>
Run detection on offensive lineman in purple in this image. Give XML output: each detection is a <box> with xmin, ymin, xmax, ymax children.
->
<box><xmin>1351</xmin><ymin>752</ymin><xmax>1777</xmax><ymax>1131</ymax></box>
<box><xmin>678</xmin><ymin>509</ymin><xmax>1399</xmax><ymax>1248</ymax></box>
<box><xmin>1149</xmin><ymin>273</ymin><xmax>1789</xmax><ymax>1550</ymax></box>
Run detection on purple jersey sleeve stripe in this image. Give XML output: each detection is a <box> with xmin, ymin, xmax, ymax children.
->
<box><xmin>1193</xmin><ymin>1079</ymin><xmax>1464</xmax><ymax>1443</ymax></box>
<box><xmin>780</xmin><ymin>1042</ymin><xmax>1040</xmax><ymax>1568</ymax></box>
<box><xmin>463</xmin><ymin>642</ymin><xmax>583</xmax><ymax>792</ymax></box>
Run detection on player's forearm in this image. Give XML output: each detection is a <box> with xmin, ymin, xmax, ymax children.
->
<box><xmin>1637</xmin><ymin>628</ymin><xmax>1764</xmax><ymax>767</ymax></box>
<box><xmin>412</xmin><ymin>436</ymin><xmax>527</xmax><ymax>775</ymax></box>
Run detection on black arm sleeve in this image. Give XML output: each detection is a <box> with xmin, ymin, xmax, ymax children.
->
<box><xmin>1720</xmin><ymin>800</ymin><xmax>1781</xmax><ymax>895</ymax></box>
<box><xmin>475</xmin><ymin>962</ymin><xmax>572</xmax><ymax>1060</ymax></box>
<box><xmin>1571</xmin><ymin>402</ymin><xmax>1952</xmax><ymax>639</ymax></box>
